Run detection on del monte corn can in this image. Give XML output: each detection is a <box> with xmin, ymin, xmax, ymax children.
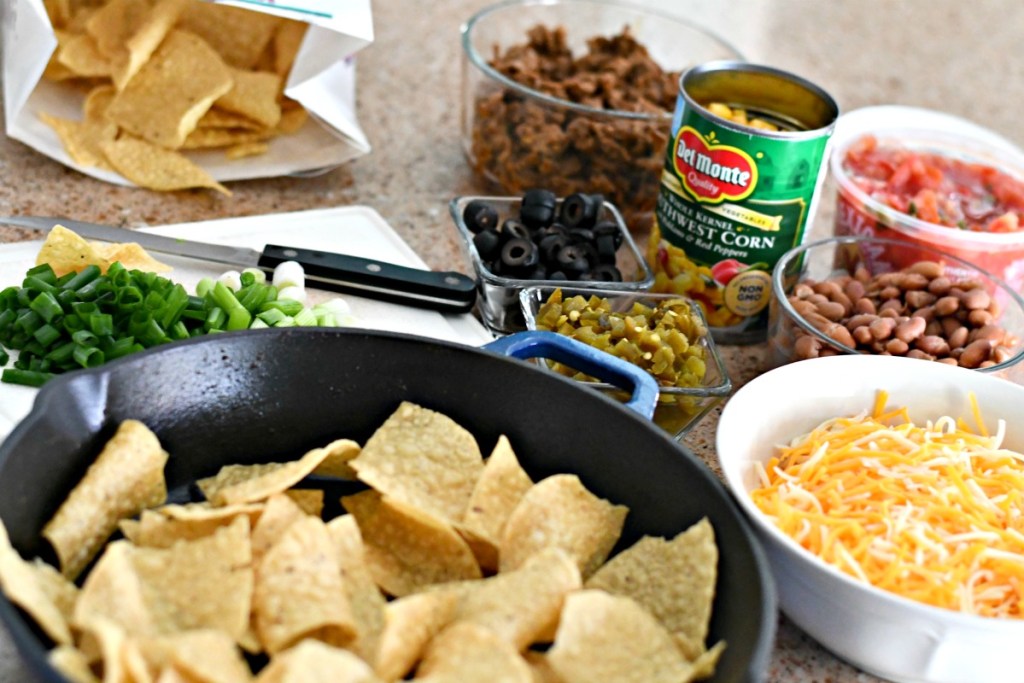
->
<box><xmin>649</xmin><ymin>61</ymin><xmax>839</xmax><ymax>343</ymax></box>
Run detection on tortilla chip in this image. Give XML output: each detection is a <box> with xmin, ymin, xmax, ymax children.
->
<box><xmin>95</xmin><ymin>241</ymin><xmax>173</xmax><ymax>273</ymax></box>
<box><xmin>522</xmin><ymin>650</ymin><xmax>563</xmax><ymax>683</ymax></box>
<box><xmin>111</xmin><ymin>0</ymin><xmax>189</xmax><ymax>90</ymax></box>
<box><xmin>44</xmin><ymin>0</ymin><xmax>73</xmax><ymax>28</ymax></box>
<box><xmin>127</xmin><ymin>502</ymin><xmax>262</xmax><ymax>549</ymax></box>
<box><xmin>198</xmin><ymin>108</ymin><xmax>265</xmax><ymax>130</ymax></box>
<box><xmin>197</xmin><ymin>445</ymin><xmax>332</xmax><ymax>507</ymax></box>
<box><xmin>177</xmin><ymin>3</ymin><xmax>282</xmax><ymax>69</ymax></box>
<box><xmin>57</xmin><ymin>33</ymin><xmax>112</xmax><ymax>77</ymax></box>
<box><xmin>310</xmin><ymin>438</ymin><xmax>361</xmax><ymax>480</ymax></box>
<box><xmin>100</xmin><ymin>137</ymin><xmax>231</xmax><ymax>195</ymax></box>
<box><xmin>276</xmin><ymin>104</ymin><xmax>307</xmax><ymax>134</ymax></box>
<box><xmin>459</xmin><ymin>435</ymin><xmax>533</xmax><ymax>570</ymax></box>
<box><xmin>87</xmin><ymin>618</ymin><xmax>131</xmax><ymax>683</ymax></box>
<box><xmin>374</xmin><ymin>591</ymin><xmax>457</xmax><ymax>682</ymax></box>
<box><xmin>417</xmin><ymin>622</ymin><xmax>532</xmax><ymax>683</ymax></box>
<box><xmin>84</xmin><ymin>0</ymin><xmax>151</xmax><ymax>60</ymax></box>
<box><xmin>273</xmin><ymin>20</ymin><xmax>308</xmax><ymax>79</ymax></box>
<box><xmin>180</xmin><ymin>127</ymin><xmax>271</xmax><ymax>150</ymax></box>
<box><xmin>130</xmin><ymin>516</ymin><xmax>253</xmax><ymax>639</ymax></box>
<box><xmin>547</xmin><ymin>590</ymin><xmax>694</xmax><ymax>683</ymax></box>
<box><xmin>585</xmin><ymin>518</ymin><xmax>718</xmax><ymax>650</ymax></box>
<box><xmin>83</xmin><ymin>84</ymin><xmax>117</xmax><ymax>120</ymax></box>
<box><xmin>0</xmin><ymin>520</ymin><xmax>74</xmax><ymax>645</ymax></box>
<box><xmin>155</xmin><ymin>667</ymin><xmax>193</xmax><ymax>683</ymax></box>
<box><xmin>251</xmin><ymin>493</ymin><xmax>307</xmax><ymax>566</ymax></box>
<box><xmin>342</xmin><ymin>491</ymin><xmax>481</xmax><ymax>598</ymax></box>
<box><xmin>137</xmin><ymin>630</ymin><xmax>253</xmax><ymax>683</ymax></box>
<box><xmin>284</xmin><ymin>489</ymin><xmax>324</xmax><ymax>517</ymax></box>
<box><xmin>217</xmin><ymin>68</ymin><xmax>281</xmax><ymax>128</ymax></box>
<box><xmin>74</xmin><ymin>541</ymin><xmax>154</xmax><ymax>635</ymax></box>
<box><xmin>325</xmin><ymin>515</ymin><xmax>386</xmax><ymax>665</ymax></box>
<box><xmin>255</xmin><ymin>639</ymin><xmax>381</xmax><ymax>683</ymax></box>
<box><xmin>107</xmin><ymin>29</ymin><xmax>233</xmax><ymax>148</ymax></box>
<box><xmin>30</xmin><ymin>558</ymin><xmax>79</xmax><ymax>623</ymax></box>
<box><xmin>448</xmin><ymin>547</ymin><xmax>580</xmax><ymax>651</ymax></box>
<box><xmin>224</xmin><ymin>141</ymin><xmax>270</xmax><ymax>161</ymax></box>
<box><xmin>43</xmin><ymin>420</ymin><xmax>168</xmax><ymax>580</ymax></box>
<box><xmin>48</xmin><ymin>645</ymin><xmax>100</xmax><ymax>683</ymax></box>
<box><xmin>349</xmin><ymin>402</ymin><xmax>484</xmax><ymax>524</ymax></box>
<box><xmin>39</xmin><ymin>112</ymin><xmax>116</xmax><ymax>169</ymax></box>
<box><xmin>254</xmin><ymin>515</ymin><xmax>355</xmax><ymax>654</ymax></box>
<box><xmin>499</xmin><ymin>474</ymin><xmax>627</xmax><ymax>579</ymax></box>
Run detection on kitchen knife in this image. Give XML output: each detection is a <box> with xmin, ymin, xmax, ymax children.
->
<box><xmin>0</xmin><ymin>216</ymin><xmax>479</xmax><ymax>313</ymax></box>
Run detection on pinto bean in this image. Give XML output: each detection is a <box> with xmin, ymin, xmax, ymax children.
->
<box><xmin>934</xmin><ymin>296</ymin><xmax>960</xmax><ymax>316</ymax></box>
<box><xmin>959</xmin><ymin>339</ymin><xmax>993</xmax><ymax>369</ymax></box>
<box><xmin>906</xmin><ymin>261</ymin><xmax>944</xmax><ymax>279</ymax></box>
<box><xmin>947</xmin><ymin>326</ymin><xmax>969</xmax><ymax>350</ymax></box>
<box><xmin>895</xmin><ymin>317</ymin><xmax>927</xmax><ymax>343</ymax></box>
<box><xmin>794</xmin><ymin>334</ymin><xmax>821</xmax><ymax>360</ymax></box>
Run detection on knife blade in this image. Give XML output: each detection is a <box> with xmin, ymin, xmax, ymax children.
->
<box><xmin>0</xmin><ymin>216</ymin><xmax>479</xmax><ymax>313</ymax></box>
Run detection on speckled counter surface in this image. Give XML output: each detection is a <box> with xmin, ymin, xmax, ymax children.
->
<box><xmin>1</xmin><ymin>1</ymin><xmax>1022</xmax><ymax>681</ymax></box>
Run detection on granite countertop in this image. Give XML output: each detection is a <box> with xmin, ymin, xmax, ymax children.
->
<box><xmin>1</xmin><ymin>0</ymin><xmax>1023</xmax><ymax>681</ymax></box>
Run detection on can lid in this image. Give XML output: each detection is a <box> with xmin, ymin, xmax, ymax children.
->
<box><xmin>832</xmin><ymin>105</ymin><xmax>1021</xmax><ymax>155</ymax></box>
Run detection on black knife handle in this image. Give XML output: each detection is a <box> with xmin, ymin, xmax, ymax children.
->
<box><xmin>258</xmin><ymin>245</ymin><xmax>478</xmax><ymax>314</ymax></box>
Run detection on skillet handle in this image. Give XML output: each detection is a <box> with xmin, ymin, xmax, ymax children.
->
<box><xmin>484</xmin><ymin>331</ymin><xmax>659</xmax><ymax>419</ymax></box>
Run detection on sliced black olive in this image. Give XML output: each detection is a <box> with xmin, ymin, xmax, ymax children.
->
<box><xmin>539</xmin><ymin>223</ymin><xmax>570</xmax><ymax>239</ymax></box>
<box><xmin>574</xmin><ymin>241</ymin><xmax>599</xmax><ymax>267</ymax></box>
<box><xmin>500</xmin><ymin>218</ymin><xmax>532</xmax><ymax>244</ymax></box>
<box><xmin>526</xmin><ymin>263</ymin><xmax>548</xmax><ymax>280</ymax></box>
<box><xmin>558</xmin><ymin>193</ymin><xmax>602</xmax><ymax>229</ymax></box>
<box><xmin>521</xmin><ymin>188</ymin><xmax>557</xmax><ymax>209</ymax></box>
<box><xmin>568</xmin><ymin>227</ymin><xmax>595</xmax><ymax>245</ymax></box>
<box><xmin>556</xmin><ymin>245</ymin><xmax>589</xmax><ymax>275</ymax></box>
<box><xmin>462</xmin><ymin>199</ymin><xmax>499</xmax><ymax>234</ymax></box>
<box><xmin>593</xmin><ymin>220</ymin><xmax>624</xmax><ymax>250</ymax></box>
<box><xmin>519</xmin><ymin>203</ymin><xmax>555</xmax><ymax>230</ymax></box>
<box><xmin>473</xmin><ymin>229</ymin><xmax>501</xmax><ymax>262</ymax></box>
<box><xmin>580</xmin><ymin>264</ymin><xmax>623</xmax><ymax>282</ymax></box>
<box><xmin>548</xmin><ymin>270</ymin><xmax>568</xmax><ymax>281</ymax></box>
<box><xmin>596</xmin><ymin>234</ymin><xmax>617</xmax><ymax>264</ymax></box>
<box><xmin>538</xmin><ymin>233</ymin><xmax>569</xmax><ymax>265</ymax></box>
<box><xmin>519</xmin><ymin>189</ymin><xmax>558</xmax><ymax>230</ymax></box>
<box><xmin>500</xmin><ymin>238</ymin><xmax>540</xmax><ymax>272</ymax></box>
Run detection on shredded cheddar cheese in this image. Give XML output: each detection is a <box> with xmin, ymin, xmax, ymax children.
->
<box><xmin>751</xmin><ymin>391</ymin><xmax>1024</xmax><ymax>619</ymax></box>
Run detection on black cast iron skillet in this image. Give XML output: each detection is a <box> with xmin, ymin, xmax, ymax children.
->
<box><xmin>0</xmin><ymin>328</ymin><xmax>776</xmax><ymax>682</ymax></box>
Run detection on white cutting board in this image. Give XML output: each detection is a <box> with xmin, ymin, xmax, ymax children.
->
<box><xmin>0</xmin><ymin>206</ymin><xmax>492</xmax><ymax>441</ymax></box>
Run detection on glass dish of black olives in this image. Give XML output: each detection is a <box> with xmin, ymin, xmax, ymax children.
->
<box><xmin>450</xmin><ymin>192</ymin><xmax>654</xmax><ymax>333</ymax></box>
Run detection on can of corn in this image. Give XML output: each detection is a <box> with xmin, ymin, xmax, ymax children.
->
<box><xmin>649</xmin><ymin>61</ymin><xmax>839</xmax><ymax>343</ymax></box>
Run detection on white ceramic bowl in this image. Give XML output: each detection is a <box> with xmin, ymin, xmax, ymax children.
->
<box><xmin>717</xmin><ymin>355</ymin><xmax>1024</xmax><ymax>683</ymax></box>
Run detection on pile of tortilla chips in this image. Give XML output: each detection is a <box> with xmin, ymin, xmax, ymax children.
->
<box><xmin>39</xmin><ymin>0</ymin><xmax>312</xmax><ymax>195</ymax></box>
<box><xmin>36</xmin><ymin>224</ymin><xmax>172</xmax><ymax>277</ymax></box>
<box><xmin>0</xmin><ymin>402</ymin><xmax>725</xmax><ymax>682</ymax></box>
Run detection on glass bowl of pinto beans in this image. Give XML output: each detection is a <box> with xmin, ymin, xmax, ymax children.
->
<box><xmin>520</xmin><ymin>285</ymin><xmax>732</xmax><ymax>440</ymax></box>
<box><xmin>768</xmin><ymin>235</ymin><xmax>1024</xmax><ymax>383</ymax></box>
<box><xmin>830</xmin><ymin>108</ymin><xmax>1024</xmax><ymax>293</ymax></box>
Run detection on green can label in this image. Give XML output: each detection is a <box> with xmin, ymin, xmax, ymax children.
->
<box><xmin>650</xmin><ymin>65</ymin><xmax>836</xmax><ymax>342</ymax></box>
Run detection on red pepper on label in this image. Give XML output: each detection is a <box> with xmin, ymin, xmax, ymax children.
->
<box><xmin>711</xmin><ymin>258</ymin><xmax>746</xmax><ymax>285</ymax></box>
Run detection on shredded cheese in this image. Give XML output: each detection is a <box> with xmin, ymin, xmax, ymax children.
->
<box><xmin>751</xmin><ymin>391</ymin><xmax>1024</xmax><ymax>619</ymax></box>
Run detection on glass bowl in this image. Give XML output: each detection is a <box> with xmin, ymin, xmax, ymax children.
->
<box><xmin>450</xmin><ymin>195</ymin><xmax>654</xmax><ymax>334</ymax></box>
<box><xmin>460</xmin><ymin>0</ymin><xmax>743</xmax><ymax>231</ymax></box>
<box><xmin>520</xmin><ymin>285</ymin><xmax>732</xmax><ymax>440</ymax></box>
<box><xmin>830</xmin><ymin>109</ymin><xmax>1024</xmax><ymax>293</ymax></box>
<box><xmin>769</xmin><ymin>235</ymin><xmax>1024</xmax><ymax>383</ymax></box>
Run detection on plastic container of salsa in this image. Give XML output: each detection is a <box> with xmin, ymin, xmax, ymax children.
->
<box><xmin>830</xmin><ymin>106</ymin><xmax>1024</xmax><ymax>292</ymax></box>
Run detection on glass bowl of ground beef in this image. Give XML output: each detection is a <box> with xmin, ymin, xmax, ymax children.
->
<box><xmin>460</xmin><ymin>0</ymin><xmax>742</xmax><ymax>234</ymax></box>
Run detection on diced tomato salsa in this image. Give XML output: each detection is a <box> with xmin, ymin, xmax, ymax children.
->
<box><xmin>842</xmin><ymin>134</ymin><xmax>1024</xmax><ymax>233</ymax></box>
